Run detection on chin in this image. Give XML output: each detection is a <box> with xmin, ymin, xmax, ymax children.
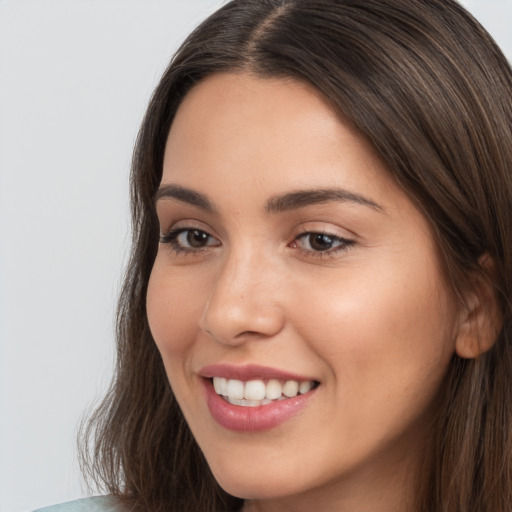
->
<box><xmin>214</xmin><ymin>471</ymin><xmax>298</xmax><ymax>501</ymax></box>
<box><xmin>202</xmin><ymin>451</ymin><xmax>289</xmax><ymax>499</ymax></box>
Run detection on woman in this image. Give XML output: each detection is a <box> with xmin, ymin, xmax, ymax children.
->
<box><xmin>38</xmin><ymin>0</ymin><xmax>512</xmax><ymax>511</ymax></box>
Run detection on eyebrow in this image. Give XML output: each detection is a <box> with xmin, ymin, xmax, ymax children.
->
<box><xmin>154</xmin><ymin>184</ymin><xmax>215</xmax><ymax>211</ymax></box>
<box><xmin>265</xmin><ymin>188</ymin><xmax>384</xmax><ymax>213</ymax></box>
<box><xmin>154</xmin><ymin>183</ymin><xmax>384</xmax><ymax>214</ymax></box>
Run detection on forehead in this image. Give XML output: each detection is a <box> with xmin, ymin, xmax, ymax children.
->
<box><xmin>161</xmin><ymin>72</ymin><xmax>407</xmax><ymax>216</ymax></box>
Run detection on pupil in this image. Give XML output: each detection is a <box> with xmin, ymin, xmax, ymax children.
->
<box><xmin>187</xmin><ymin>230</ymin><xmax>208</xmax><ymax>248</ymax></box>
<box><xmin>310</xmin><ymin>234</ymin><xmax>333</xmax><ymax>251</ymax></box>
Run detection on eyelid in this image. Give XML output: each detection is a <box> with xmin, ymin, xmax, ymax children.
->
<box><xmin>160</xmin><ymin>226</ymin><xmax>219</xmax><ymax>243</ymax></box>
<box><xmin>288</xmin><ymin>220</ymin><xmax>357</xmax><ymax>259</ymax></box>
<box><xmin>158</xmin><ymin>219</ymin><xmax>356</xmax><ymax>259</ymax></box>
<box><xmin>292</xmin><ymin>231</ymin><xmax>355</xmax><ymax>256</ymax></box>
<box><xmin>291</xmin><ymin>220</ymin><xmax>356</xmax><ymax>241</ymax></box>
<box><xmin>159</xmin><ymin>223</ymin><xmax>221</xmax><ymax>258</ymax></box>
<box><xmin>158</xmin><ymin>216</ymin><xmax>218</xmax><ymax>239</ymax></box>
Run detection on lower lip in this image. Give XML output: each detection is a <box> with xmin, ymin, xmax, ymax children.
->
<box><xmin>202</xmin><ymin>378</ymin><xmax>316</xmax><ymax>432</ymax></box>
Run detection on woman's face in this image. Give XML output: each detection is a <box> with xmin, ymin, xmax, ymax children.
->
<box><xmin>147</xmin><ymin>73</ymin><xmax>462</xmax><ymax>510</ymax></box>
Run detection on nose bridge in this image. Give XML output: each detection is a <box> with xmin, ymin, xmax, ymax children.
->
<box><xmin>200</xmin><ymin>242</ymin><xmax>284</xmax><ymax>344</ymax></box>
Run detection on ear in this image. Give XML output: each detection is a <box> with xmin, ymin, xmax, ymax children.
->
<box><xmin>455</xmin><ymin>254</ymin><xmax>503</xmax><ymax>359</ymax></box>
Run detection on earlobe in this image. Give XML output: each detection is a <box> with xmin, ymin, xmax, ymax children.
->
<box><xmin>454</xmin><ymin>255</ymin><xmax>503</xmax><ymax>359</ymax></box>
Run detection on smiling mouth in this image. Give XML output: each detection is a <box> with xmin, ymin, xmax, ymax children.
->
<box><xmin>211</xmin><ymin>377</ymin><xmax>319</xmax><ymax>407</ymax></box>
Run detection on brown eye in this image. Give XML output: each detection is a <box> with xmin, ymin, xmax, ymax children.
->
<box><xmin>186</xmin><ymin>229</ymin><xmax>211</xmax><ymax>248</ymax></box>
<box><xmin>308</xmin><ymin>233</ymin><xmax>336</xmax><ymax>251</ymax></box>
<box><xmin>299</xmin><ymin>233</ymin><xmax>339</xmax><ymax>251</ymax></box>
<box><xmin>293</xmin><ymin>232</ymin><xmax>354</xmax><ymax>256</ymax></box>
<box><xmin>160</xmin><ymin>227</ymin><xmax>220</xmax><ymax>253</ymax></box>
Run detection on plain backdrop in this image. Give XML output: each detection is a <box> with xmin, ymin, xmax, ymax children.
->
<box><xmin>1</xmin><ymin>1</ymin><xmax>511</xmax><ymax>511</ymax></box>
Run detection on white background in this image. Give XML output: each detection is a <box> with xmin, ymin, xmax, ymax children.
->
<box><xmin>1</xmin><ymin>1</ymin><xmax>511</xmax><ymax>511</ymax></box>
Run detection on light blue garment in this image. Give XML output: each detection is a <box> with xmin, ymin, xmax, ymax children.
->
<box><xmin>33</xmin><ymin>496</ymin><xmax>124</xmax><ymax>512</ymax></box>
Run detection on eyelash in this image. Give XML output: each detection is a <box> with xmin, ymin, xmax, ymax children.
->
<box><xmin>159</xmin><ymin>227</ymin><xmax>355</xmax><ymax>258</ymax></box>
<box><xmin>293</xmin><ymin>231</ymin><xmax>355</xmax><ymax>258</ymax></box>
<box><xmin>159</xmin><ymin>227</ymin><xmax>219</xmax><ymax>255</ymax></box>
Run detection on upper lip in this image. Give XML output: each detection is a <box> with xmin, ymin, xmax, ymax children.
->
<box><xmin>199</xmin><ymin>363</ymin><xmax>318</xmax><ymax>382</ymax></box>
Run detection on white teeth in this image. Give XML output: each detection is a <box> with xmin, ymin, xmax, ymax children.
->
<box><xmin>244</xmin><ymin>380</ymin><xmax>266</xmax><ymax>400</ymax></box>
<box><xmin>299</xmin><ymin>380</ymin><xmax>313</xmax><ymax>394</ymax></box>
<box><xmin>226</xmin><ymin>379</ymin><xmax>244</xmax><ymax>400</ymax></box>
<box><xmin>266</xmin><ymin>379</ymin><xmax>283</xmax><ymax>400</ymax></box>
<box><xmin>227</xmin><ymin>397</ymin><xmax>274</xmax><ymax>407</ymax></box>
<box><xmin>212</xmin><ymin>376</ymin><xmax>316</xmax><ymax>406</ymax></box>
<box><xmin>219</xmin><ymin>377</ymin><xmax>228</xmax><ymax>395</ymax></box>
<box><xmin>213</xmin><ymin>377</ymin><xmax>227</xmax><ymax>395</ymax></box>
<box><xmin>283</xmin><ymin>380</ymin><xmax>299</xmax><ymax>398</ymax></box>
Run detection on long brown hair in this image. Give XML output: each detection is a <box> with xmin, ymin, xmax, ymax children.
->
<box><xmin>80</xmin><ymin>1</ymin><xmax>512</xmax><ymax>510</ymax></box>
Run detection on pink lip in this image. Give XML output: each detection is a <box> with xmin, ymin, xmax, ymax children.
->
<box><xmin>199</xmin><ymin>363</ymin><xmax>317</xmax><ymax>382</ymax></box>
<box><xmin>199</xmin><ymin>364</ymin><xmax>319</xmax><ymax>432</ymax></box>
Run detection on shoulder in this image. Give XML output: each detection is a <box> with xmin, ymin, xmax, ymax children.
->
<box><xmin>33</xmin><ymin>496</ymin><xmax>125</xmax><ymax>512</ymax></box>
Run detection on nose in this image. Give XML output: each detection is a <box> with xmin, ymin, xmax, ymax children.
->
<box><xmin>200</xmin><ymin>249</ymin><xmax>285</xmax><ymax>346</ymax></box>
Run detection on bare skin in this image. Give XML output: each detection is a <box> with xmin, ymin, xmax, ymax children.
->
<box><xmin>147</xmin><ymin>73</ymin><xmax>467</xmax><ymax>512</ymax></box>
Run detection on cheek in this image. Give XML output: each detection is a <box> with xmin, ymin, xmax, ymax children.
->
<box><xmin>292</xmin><ymin>254</ymin><xmax>457</xmax><ymax>404</ymax></box>
<box><xmin>283</xmin><ymin>261</ymin><xmax>457</xmax><ymax>463</ymax></box>
<box><xmin>146</xmin><ymin>260</ymin><xmax>205</xmax><ymax>364</ymax></box>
